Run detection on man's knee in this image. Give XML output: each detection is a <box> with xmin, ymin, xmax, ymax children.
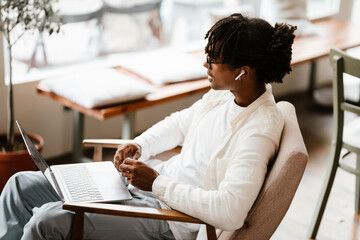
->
<box><xmin>2</xmin><ymin>171</ymin><xmax>34</xmax><ymax>198</ymax></box>
<box><xmin>23</xmin><ymin>202</ymin><xmax>73</xmax><ymax>240</ymax></box>
<box><xmin>3</xmin><ymin>171</ymin><xmax>59</xmax><ymax>202</ymax></box>
<box><xmin>5</xmin><ymin>171</ymin><xmax>41</xmax><ymax>190</ymax></box>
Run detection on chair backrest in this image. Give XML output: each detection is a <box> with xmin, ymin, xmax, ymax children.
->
<box><xmin>330</xmin><ymin>48</ymin><xmax>360</xmax><ymax>106</ymax></box>
<box><xmin>58</xmin><ymin>0</ymin><xmax>105</xmax><ymax>23</ymax></box>
<box><xmin>105</xmin><ymin>0</ymin><xmax>162</xmax><ymax>14</ymax></box>
<box><xmin>218</xmin><ymin>101</ymin><xmax>308</xmax><ymax>240</ymax></box>
<box><xmin>329</xmin><ymin>48</ymin><xmax>360</xmax><ymax>149</ymax></box>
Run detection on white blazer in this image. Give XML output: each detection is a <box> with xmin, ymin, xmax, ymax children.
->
<box><xmin>135</xmin><ymin>85</ymin><xmax>284</xmax><ymax>239</ymax></box>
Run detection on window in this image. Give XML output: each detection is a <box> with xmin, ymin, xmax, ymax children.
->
<box><xmin>2</xmin><ymin>0</ymin><xmax>163</xmax><ymax>84</ymax></box>
<box><xmin>306</xmin><ymin>0</ymin><xmax>341</xmax><ymax>19</ymax></box>
<box><xmin>352</xmin><ymin>0</ymin><xmax>360</xmax><ymax>23</ymax></box>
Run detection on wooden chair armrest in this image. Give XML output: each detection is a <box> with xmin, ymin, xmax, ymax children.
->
<box><xmin>64</xmin><ymin>202</ymin><xmax>203</xmax><ymax>223</ymax></box>
<box><xmin>63</xmin><ymin>202</ymin><xmax>217</xmax><ymax>240</ymax></box>
<box><xmin>83</xmin><ymin>139</ymin><xmax>133</xmax><ymax>149</ymax></box>
<box><xmin>83</xmin><ymin>139</ymin><xmax>133</xmax><ymax>162</ymax></box>
<box><xmin>83</xmin><ymin>139</ymin><xmax>182</xmax><ymax>162</ymax></box>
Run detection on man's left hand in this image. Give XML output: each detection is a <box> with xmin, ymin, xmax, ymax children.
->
<box><xmin>119</xmin><ymin>159</ymin><xmax>160</xmax><ymax>191</ymax></box>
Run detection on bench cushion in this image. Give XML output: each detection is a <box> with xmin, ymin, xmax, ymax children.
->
<box><xmin>39</xmin><ymin>68</ymin><xmax>153</xmax><ymax>108</ymax></box>
<box><xmin>116</xmin><ymin>49</ymin><xmax>207</xmax><ymax>86</ymax></box>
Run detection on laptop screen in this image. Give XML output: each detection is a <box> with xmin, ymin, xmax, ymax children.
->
<box><xmin>16</xmin><ymin>121</ymin><xmax>49</xmax><ymax>173</ymax></box>
<box><xmin>16</xmin><ymin>121</ymin><xmax>64</xmax><ymax>201</ymax></box>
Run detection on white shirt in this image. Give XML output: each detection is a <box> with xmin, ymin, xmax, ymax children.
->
<box><xmin>158</xmin><ymin>97</ymin><xmax>244</xmax><ymax>188</ymax></box>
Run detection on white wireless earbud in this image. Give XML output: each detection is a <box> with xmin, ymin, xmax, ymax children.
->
<box><xmin>235</xmin><ymin>70</ymin><xmax>246</xmax><ymax>81</ymax></box>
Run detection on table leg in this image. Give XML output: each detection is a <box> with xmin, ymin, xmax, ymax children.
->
<box><xmin>122</xmin><ymin>112</ymin><xmax>136</xmax><ymax>139</ymax></box>
<box><xmin>73</xmin><ymin>110</ymin><xmax>84</xmax><ymax>162</ymax></box>
<box><xmin>308</xmin><ymin>61</ymin><xmax>317</xmax><ymax>96</ymax></box>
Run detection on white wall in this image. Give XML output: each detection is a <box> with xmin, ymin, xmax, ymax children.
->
<box><xmin>273</xmin><ymin>56</ymin><xmax>334</xmax><ymax>96</ymax></box>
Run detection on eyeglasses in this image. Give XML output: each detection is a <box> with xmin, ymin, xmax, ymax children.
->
<box><xmin>206</xmin><ymin>56</ymin><xmax>222</xmax><ymax>69</ymax></box>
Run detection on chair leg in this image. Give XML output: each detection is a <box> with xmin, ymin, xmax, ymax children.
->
<box><xmin>308</xmin><ymin>144</ymin><xmax>341</xmax><ymax>239</ymax></box>
<box><xmin>206</xmin><ymin>224</ymin><xmax>217</xmax><ymax>240</ymax></box>
<box><xmin>355</xmin><ymin>154</ymin><xmax>360</xmax><ymax>214</ymax></box>
<box><xmin>29</xmin><ymin>32</ymin><xmax>47</xmax><ymax>68</ymax></box>
<box><xmin>71</xmin><ymin>212</ymin><xmax>84</xmax><ymax>240</ymax></box>
<box><xmin>148</xmin><ymin>10</ymin><xmax>162</xmax><ymax>41</ymax></box>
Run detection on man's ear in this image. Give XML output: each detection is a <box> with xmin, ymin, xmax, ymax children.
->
<box><xmin>242</xmin><ymin>66</ymin><xmax>252</xmax><ymax>76</ymax></box>
<box><xmin>235</xmin><ymin>70</ymin><xmax>246</xmax><ymax>80</ymax></box>
<box><xmin>235</xmin><ymin>66</ymin><xmax>251</xmax><ymax>80</ymax></box>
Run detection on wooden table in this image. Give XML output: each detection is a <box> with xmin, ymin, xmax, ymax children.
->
<box><xmin>37</xmin><ymin>19</ymin><xmax>360</xmax><ymax>161</ymax></box>
<box><xmin>291</xmin><ymin>19</ymin><xmax>360</xmax><ymax>93</ymax></box>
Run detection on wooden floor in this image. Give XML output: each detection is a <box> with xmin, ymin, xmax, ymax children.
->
<box><xmin>48</xmin><ymin>90</ymin><xmax>358</xmax><ymax>240</ymax></box>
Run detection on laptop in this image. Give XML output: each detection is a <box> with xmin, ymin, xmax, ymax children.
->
<box><xmin>16</xmin><ymin>121</ymin><xmax>132</xmax><ymax>203</ymax></box>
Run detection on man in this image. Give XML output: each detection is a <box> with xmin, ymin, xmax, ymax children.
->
<box><xmin>0</xmin><ymin>14</ymin><xmax>296</xmax><ymax>239</ymax></box>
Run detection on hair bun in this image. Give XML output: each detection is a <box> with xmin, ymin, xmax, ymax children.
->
<box><xmin>264</xmin><ymin>23</ymin><xmax>297</xmax><ymax>83</ymax></box>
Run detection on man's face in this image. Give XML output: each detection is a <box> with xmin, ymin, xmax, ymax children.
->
<box><xmin>203</xmin><ymin>56</ymin><xmax>238</xmax><ymax>91</ymax></box>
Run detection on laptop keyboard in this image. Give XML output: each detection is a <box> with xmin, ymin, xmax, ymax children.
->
<box><xmin>59</xmin><ymin>165</ymin><xmax>103</xmax><ymax>202</ymax></box>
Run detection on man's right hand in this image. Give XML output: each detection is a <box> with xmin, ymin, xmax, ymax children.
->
<box><xmin>113</xmin><ymin>143</ymin><xmax>142</xmax><ymax>171</ymax></box>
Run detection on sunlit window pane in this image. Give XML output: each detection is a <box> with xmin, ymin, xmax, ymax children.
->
<box><xmin>306</xmin><ymin>0</ymin><xmax>340</xmax><ymax>19</ymax></box>
<box><xmin>10</xmin><ymin>0</ymin><xmax>161</xmax><ymax>71</ymax></box>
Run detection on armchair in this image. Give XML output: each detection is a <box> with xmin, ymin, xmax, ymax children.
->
<box><xmin>63</xmin><ymin>101</ymin><xmax>308</xmax><ymax>240</ymax></box>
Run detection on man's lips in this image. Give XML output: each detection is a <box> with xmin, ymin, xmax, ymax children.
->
<box><xmin>207</xmin><ymin>71</ymin><xmax>213</xmax><ymax>81</ymax></box>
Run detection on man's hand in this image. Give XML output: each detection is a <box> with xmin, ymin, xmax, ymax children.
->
<box><xmin>114</xmin><ymin>143</ymin><xmax>141</xmax><ymax>171</ymax></box>
<box><xmin>120</xmin><ymin>159</ymin><xmax>160</xmax><ymax>191</ymax></box>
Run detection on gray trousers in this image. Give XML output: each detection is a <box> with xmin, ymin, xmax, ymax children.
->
<box><xmin>0</xmin><ymin>171</ymin><xmax>175</xmax><ymax>240</ymax></box>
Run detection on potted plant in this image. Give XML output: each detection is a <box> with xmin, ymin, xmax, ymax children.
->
<box><xmin>0</xmin><ymin>0</ymin><xmax>61</xmax><ymax>191</ymax></box>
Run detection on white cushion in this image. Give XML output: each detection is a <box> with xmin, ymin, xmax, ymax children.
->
<box><xmin>343</xmin><ymin>47</ymin><xmax>360</xmax><ymax>103</ymax></box>
<box><xmin>344</xmin><ymin>73</ymin><xmax>360</xmax><ymax>103</ymax></box>
<box><xmin>344</xmin><ymin>117</ymin><xmax>360</xmax><ymax>149</ymax></box>
<box><xmin>260</xmin><ymin>0</ymin><xmax>318</xmax><ymax>37</ymax></box>
<box><xmin>39</xmin><ymin>68</ymin><xmax>153</xmax><ymax>108</ymax></box>
<box><xmin>116</xmin><ymin>49</ymin><xmax>207</xmax><ymax>86</ymax></box>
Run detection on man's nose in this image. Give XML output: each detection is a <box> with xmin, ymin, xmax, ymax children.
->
<box><xmin>203</xmin><ymin>61</ymin><xmax>209</xmax><ymax>69</ymax></box>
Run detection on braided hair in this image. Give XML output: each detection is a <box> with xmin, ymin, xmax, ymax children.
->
<box><xmin>205</xmin><ymin>14</ymin><xmax>297</xmax><ymax>83</ymax></box>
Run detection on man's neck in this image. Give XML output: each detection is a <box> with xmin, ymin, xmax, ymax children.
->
<box><xmin>232</xmin><ymin>83</ymin><xmax>267</xmax><ymax>107</ymax></box>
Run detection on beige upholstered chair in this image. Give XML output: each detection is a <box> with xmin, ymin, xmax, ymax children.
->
<box><xmin>63</xmin><ymin>101</ymin><xmax>308</xmax><ymax>240</ymax></box>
